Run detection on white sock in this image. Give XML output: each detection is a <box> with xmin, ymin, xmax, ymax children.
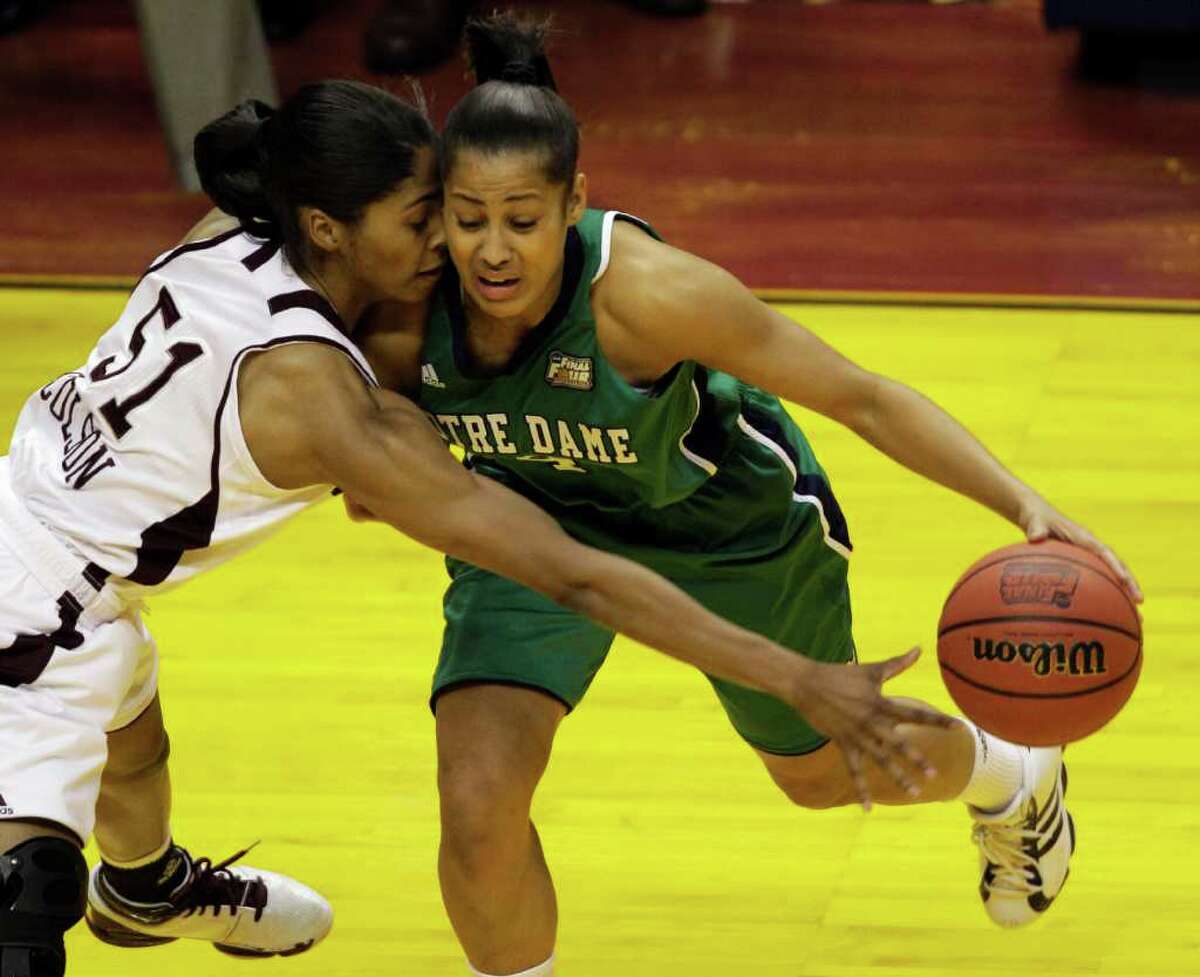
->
<box><xmin>468</xmin><ymin>954</ymin><xmax>555</xmax><ymax>977</ymax></box>
<box><xmin>956</xmin><ymin>719</ymin><xmax>1025</xmax><ymax>814</ymax></box>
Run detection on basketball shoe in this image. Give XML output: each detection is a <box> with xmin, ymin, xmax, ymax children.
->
<box><xmin>84</xmin><ymin>844</ymin><xmax>332</xmax><ymax>957</ymax></box>
<box><xmin>971</xmin><ymin>746</ymin><xmax>1075</xmax><ymax>927</ymax></box>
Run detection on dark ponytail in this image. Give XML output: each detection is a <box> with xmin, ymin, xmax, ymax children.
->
<box><xmin>465</xmin><ymin>15</ymin><xmax>557</xmax><ymax>90</ymax></box>
<box><xmin>193</xmin><ymin>99</ymin><xmax>277</xmax><ymax>234</ymax></box>
<box><xmin>442</xmin><ymin>13</ymin><xmax>579</xmax><ymax>186</ymax></box>
<box><xmin>194</xmin><ymin>80</ymin><xmax>434</xmax><ymax>273</ymax></box>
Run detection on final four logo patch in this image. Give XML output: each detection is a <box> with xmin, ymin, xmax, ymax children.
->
<box><xmin>545</xmin><ymin>351</ymin><xmax>594</xmax><ymax>391</ymax></box>
<box><xmin>999</xmin><ymin>561</ymin><xmax>1080</xmax><ymax>609</ymax></box>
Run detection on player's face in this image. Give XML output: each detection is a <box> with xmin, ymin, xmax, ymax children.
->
<box><xmin>443</xmin><ymin>149</ymin><xmax>586</xmax><ymax>325</ymax></box>
<box><xmin>348</xmin><ymin>145</ymin><xmax>446</xmax><ymax>303</ymax></box>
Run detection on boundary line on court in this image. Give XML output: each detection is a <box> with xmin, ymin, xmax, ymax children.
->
<box><xmin>2</xmin><ymin>274</ymin><xmax>1198</xmax><ymax>313</ymax></box>
<box><xmin>0</xmin><ymin>274</ymin><xmax>137</xmax><ymax>291</ymax></box>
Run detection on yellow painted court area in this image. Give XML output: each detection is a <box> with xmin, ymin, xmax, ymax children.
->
<box><xmin>2</xmin><ymin>289</ymin><xmax>1198</xmax><ymax>976</ymax></box>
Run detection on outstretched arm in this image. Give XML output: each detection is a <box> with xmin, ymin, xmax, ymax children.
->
<box><xmin>598</xmin><ymin>225</ymin><xmax>1142</xmax><ymax>602</ymax></box>
<box><xmin>240</xmin><ymin>342</ymin><xmax>956</xmax><ymax>805</ymax></box>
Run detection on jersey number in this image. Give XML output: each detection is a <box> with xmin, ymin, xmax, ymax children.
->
<box><xmin>90</xmin><ymin>286</ymin><xmax>204</xmax><ymax>438</ymax></box>
<box><xmin>515</xmin><ymin>453</ymin><xmax>588</xmax><ymax>474</ymax></box>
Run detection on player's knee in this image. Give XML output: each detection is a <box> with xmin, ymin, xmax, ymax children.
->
<box><xmin>0</xmin><ymin>836</ymin><xmax>88</xmax><ymax>977</ymax></box>
<box><xmin>438</xmin><ymin>765</ymin><xmax>532</xmax><ymax>866</ymax></box>
<box><xmin>771</xmin><ymin>767</ymin><xmax>856</xmax><ymax>810</ymax></box>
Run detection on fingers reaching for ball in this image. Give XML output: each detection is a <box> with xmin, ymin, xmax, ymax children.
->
<box><xmin>1019</xmin><ymin>502</ymin><xmax>1143</xmax><ymax>604</ymax></box>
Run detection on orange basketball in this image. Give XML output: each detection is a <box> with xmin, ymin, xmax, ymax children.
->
<box><xmin>937</xmin><ymin>539</ymin><xmax>1141</xmax><ymax>746</ymax></box>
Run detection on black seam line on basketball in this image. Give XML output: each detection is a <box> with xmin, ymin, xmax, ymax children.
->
<box><xmin>937</xmin><ymin>614</ymin><xmax>1140</xmax><ymax>642</ymax></box>
<box><xmin>1088</xmin><ymin>566</ymin><xmax>1140</xmax><ymax>623</ymax></box>
<box><xmin>938</xmin><ymin>648</ymin><xmax>1141</xmax><ymax>699</ymax></box>
<box><xmin>941</xmin><ymin>551</ymin><xmax>1129</xmax><ymax>615</ymax></box>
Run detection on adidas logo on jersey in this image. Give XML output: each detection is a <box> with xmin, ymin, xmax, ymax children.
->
<box><xmin>0</xmin><ymin>792</ymin><xmax>12</xmax><ymax>816</ymax></box>
<box><xmin>421</xmin><ymin>363</ymin><xmax>446</xmax><ymax>389</ymax></box>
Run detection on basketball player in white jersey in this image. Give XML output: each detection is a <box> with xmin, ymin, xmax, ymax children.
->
<box><xmin>0</xmin><ymin>82</ymin><xmax>956</xmax><ymax>976</ymax></box>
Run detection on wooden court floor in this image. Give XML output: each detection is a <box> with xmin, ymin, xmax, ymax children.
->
<box><xmin>1</xmin><ymin>289</ymin><xmax>1197</xmax><ymax>975</ymax></box>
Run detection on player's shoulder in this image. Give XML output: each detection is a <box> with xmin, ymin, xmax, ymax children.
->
<box><xmin>136</xmin><ymin>229</ymin><xmax>268</xmax><ymax>322</ymax></box>
<box><xmin>243</xmin><ymin>337</ymin><xmax>363</xmax><ymax>387</ymax></box>
<box><xmin>238</xmin><ymin>340</ymin><xmax>374</xmax><ymax>436</ymax></box>
<box><xmin>595</xmin><ymin>218</ymin><xmax>717</xmax><ymax>327</ymax></box>
<box><xmin>142</xmin><ymin>224</ymin><xmax>259</xmax><ymax>283</ymax></box>
<box><xmin>142</xmin><ymin>230</ymin><xmax>353</xmax><ymax>341</ymax></box>
<box><xmin>143</xmin><ymin>227</ymin><xmax>306</xmax><ymax>308</ymax></box>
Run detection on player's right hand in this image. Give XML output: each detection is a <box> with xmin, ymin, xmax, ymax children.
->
<box><xmin>788</xmin><ymin>647</ymin><xmax>957</xmax><ymax>811</ymax></box>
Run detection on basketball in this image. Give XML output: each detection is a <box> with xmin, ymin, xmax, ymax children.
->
<box><xmin>937</xmin><ymin>539</ymin><xmax>1142</xmax><ymax>746</ymax></box>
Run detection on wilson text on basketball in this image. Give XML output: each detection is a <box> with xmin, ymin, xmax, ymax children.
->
<box><xmin>972</xmin><ymin>638</ymin><xmax>1107</xmax><ymax>677</ymax></box>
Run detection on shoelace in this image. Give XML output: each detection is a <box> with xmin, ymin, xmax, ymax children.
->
<box><xmin>972</xmin><ymin>819</ymin><xmax>1042</xmax><ymax>894</ymax></box>
<box><xmin>171</xmin><ymin>845</ymin><xmax>269</xmax><ymax>922</ymax></box>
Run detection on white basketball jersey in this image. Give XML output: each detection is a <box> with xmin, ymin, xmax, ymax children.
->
<box><xmin>6</xmin><ymin>228</ymin><xmax>377</xmax><ymax>603</ymax></box>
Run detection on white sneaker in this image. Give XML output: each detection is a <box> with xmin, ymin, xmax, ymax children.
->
<box><xmin>85</xmin><ymin>845</ymin><xmax>333</xmax><ymax>957</ymax></box>
<box><xmin>971</xmin><ymin>747</ymin><xmax>1075</xmax><ymax>928</ymax></box>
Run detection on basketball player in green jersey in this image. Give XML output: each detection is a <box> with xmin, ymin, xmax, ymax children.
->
<box><xmin>357</xmin><ymin>16</ymin><xmax>1144</xmax><ymax>977</ymax></box>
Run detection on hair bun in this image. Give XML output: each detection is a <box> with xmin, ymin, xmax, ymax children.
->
<box><xmin>499</xmin><ymin>59</ymin><xmax>542</xmax><ymax>85</ymax></box>
<box><xmin>465</xmin><ymin>13</ymin><xmax>557</xmax><ymax>91</ymax></box>
<box><xmin>193</xmin><ymin>99</ymin><xmax>279</xmax><ymax>230</ymax></box>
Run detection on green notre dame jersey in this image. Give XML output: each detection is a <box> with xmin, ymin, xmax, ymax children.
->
<box><xmin>417</xmin><ymin>209</ymin><xmax>856</xmax><ymax>755</ymax></box>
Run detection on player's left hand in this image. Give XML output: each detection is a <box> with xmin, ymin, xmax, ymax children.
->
<box><xmin>1017</xmin><ymin>495</ymin><xmax>1143</xmax><ymax>603</ymax></box>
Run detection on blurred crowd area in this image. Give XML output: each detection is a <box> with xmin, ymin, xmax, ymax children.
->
<box><xmin>1</xmin><ymin>0</ymin><xmax>1195</xmax><ymax>295</ymax></box>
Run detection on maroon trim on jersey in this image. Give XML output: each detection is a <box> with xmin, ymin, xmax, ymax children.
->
<box><xmin>125</xmin><ymin>335</ymin><xmax>374</xmax><ymax>587</ymax></box>
<box><xmin>241</xmin><ymin>238</ymin><xmax>281</xmax><ymax>272</ymax></box>
<box><xmin>82</xmin><ymin>562</ymin><xmax>110</xmax><ymax>590</ymax></box>
<box><xmin>264</xmin><ymin>301</ymin><xmax>373</xmax><ymax>386</ymax></box>
<box><xmin>0</xmin><ymin>636</ymin><xmax>55</xmax><ymax>687</ymax></box>
<box><xmin>0</xmin><ymin>593</ymin><xmax>86</xmax><ymax>687</ymax></box>
<box><xmin>127</xmin><ymin>489</ymin><xmax>219</xmax><ymax>586</ymax></box>
<box><xmin>268</xmin><ymin>289</ymin><xmax>346</xmax><ymax>334</ymax></box>
<box><xmin>138</xmin><ymin>226</ymin><xmax>245</xmax><ymax>284</ymax></box>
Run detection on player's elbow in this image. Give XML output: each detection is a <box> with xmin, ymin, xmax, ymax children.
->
<box><xmin>540</xmin><ymin>546</ymin><xmax>626</xmax><ymax>619</ymax></box>
<box><xmin>550</xmin><ymin>577</ymin><xmax>601</xmax><ymax>617</ymax></box>
<box><xmin>840</xmin><ymin>370</ymin><xmax>886</xmax><ymax>439</ymax></box>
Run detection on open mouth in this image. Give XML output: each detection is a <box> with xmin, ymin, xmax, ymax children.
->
<box><xmin>476</xmin><ymin>274</ymin><xmax>521</xmax><ymax>301</ymax></box>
